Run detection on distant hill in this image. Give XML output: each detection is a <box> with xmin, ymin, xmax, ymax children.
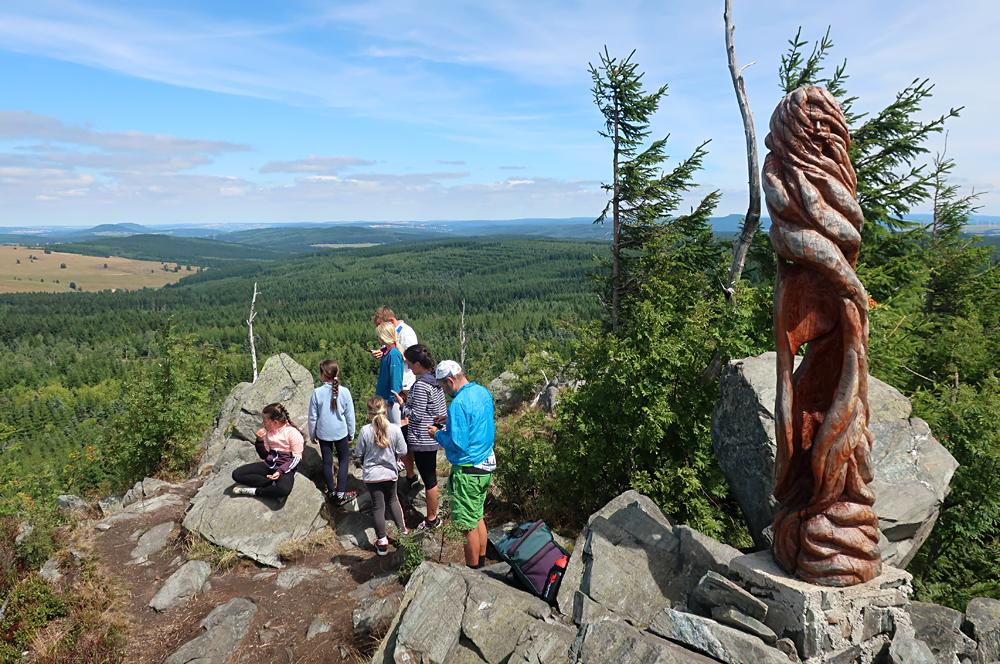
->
<box><xmin>216</xmin><ymin>224</ymin><xmax>441</xmax><ymax>253</ymax></box>
<box><xmin>49</xmin><ymin>234</ymin><xmax>288</xmax><ymax>267</ymax></box>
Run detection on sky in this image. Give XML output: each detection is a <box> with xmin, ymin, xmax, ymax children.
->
<box><xmin>0</xmin><ymin>0</ymin><xmax>997</xmax><ymax>227</ymax></box>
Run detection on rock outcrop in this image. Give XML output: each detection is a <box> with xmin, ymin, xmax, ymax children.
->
<box><xmin>182</xmin><ymin>463</ymin><xmax>328</xmax><ymax>567</ymax></box>
<box><xmin>149</xmin><ymin>560</ymin><xmax>212</xmax><ymax>612</ymax></box>
<box><xmin>199</xmin><ymin>353</ymin><xmax>322</xmax><ymax>479</ymax></box>
<box><xmin>163</xmin><ymin>597</ymin><xmax>257</xmax><ymax>664</ymax></box>
<box><xmin>555</xmin><ymin>490</ymin><xmax>740</xmax><ymax>621</ymax></box>
<box><xmin>712</xmin><ymin>352</ymin><xmax>958</xmax><ymax>567</ymax></box>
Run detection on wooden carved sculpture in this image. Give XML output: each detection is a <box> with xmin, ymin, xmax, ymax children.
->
<box><xmin>763</xmin><ymin>86</ymin><xmax>881</xmax><ymax>586</ymax></box>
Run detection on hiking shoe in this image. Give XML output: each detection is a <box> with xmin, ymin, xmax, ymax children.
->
<box><xmin>335</xmin><ymin>491</ymin><xmax>358</xmax><ymax>507</ymax></box>
<box><xmin>232</xmin><ymin>486</ymin><xmax>256</xmax><ymax>496</ymax></box>
<box><xmin>375</xmin><ymin>539</ymin><xmax>389</xmax><ymax>556</ymax></box>
<box><xmin>407</xmin><ymin>475</ymin><xmax>421</xmax><ymax>490</ymax></box>
<box><xmin>416</xmin><ymin>517</ymin><xmax>441</xmax><ymax>531</ymax></box>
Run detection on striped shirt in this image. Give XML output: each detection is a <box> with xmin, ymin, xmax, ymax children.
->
<box><xmin>402</xmin><ymin>373</ymin><xmax>448</xmax><ymax>452</ymax></box>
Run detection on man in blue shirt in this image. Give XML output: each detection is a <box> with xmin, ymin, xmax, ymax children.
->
<box><xmin>427</xmin><ymin>360</ymin><xmax>496</xmax><ymax>569</ymax></box>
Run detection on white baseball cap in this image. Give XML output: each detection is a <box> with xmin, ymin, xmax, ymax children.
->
<box><xmin>435</xmin><ymin>360</ymin><xmax>463</xmax><ymax>380</ymax></box>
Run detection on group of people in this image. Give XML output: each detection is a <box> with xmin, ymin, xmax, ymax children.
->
<box><xmin>230</xmin><ymin>307</ymin><xmax>496</xmax><ymax>568</ymax></box>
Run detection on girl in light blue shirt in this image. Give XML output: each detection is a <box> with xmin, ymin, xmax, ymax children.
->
<box><xmin>308</xmin><ymin>360</ymin><xmax>357</xmax><ymax>506</ymax></box>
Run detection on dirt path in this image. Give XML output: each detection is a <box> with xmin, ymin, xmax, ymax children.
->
<box><xmin>86</xmin><ymin>478</ymin><xmax>466</xmax><ymax>663</ymax></box>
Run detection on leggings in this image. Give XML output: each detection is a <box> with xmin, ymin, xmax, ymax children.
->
<box><xmin>318</xmin><ymin>436</ymin><xmax>351</xmax><ymax>494</ymax></box>
<box><xmin>413</xmin><ymin>450</ymin><xmax>439</xmax><ymax>489</ymax></box>
<box><xmin>232</xmin><ymin>462</ymin><xmax>295</xmax><ymax>498</ymax></box>
<box><xmin>368</xmin><ymin>480</ymin><xmax>405</xmax><ymax>540</ymax></box>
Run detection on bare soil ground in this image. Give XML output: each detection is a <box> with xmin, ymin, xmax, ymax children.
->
<box><xmin>0</xmin><ymin>245</ymin><xmax>186</xmax><ymax>293</ymax></box>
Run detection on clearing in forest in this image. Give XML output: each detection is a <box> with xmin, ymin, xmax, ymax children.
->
<box><xmin>0</xmin><ymin>244</ymin><xmax>188</xmax><ymax>293</ymax></box>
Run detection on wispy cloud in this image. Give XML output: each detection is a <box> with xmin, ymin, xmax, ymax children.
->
<box><xmin>499</xmin><ymin>165</ymin><xmax>526</xmax><ymax>171</ymax></box>
<box><xmin>260</xmin><ymin>156</ymin><xmax>374</xmax><ymax>174</ymax></box>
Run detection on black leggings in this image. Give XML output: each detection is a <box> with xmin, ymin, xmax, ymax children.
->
<box><xmin>368</xmin><ymin>480</ymin><xmax>405</xmax><ymax>540</ymax></box>
<box><xmin>232</xmin><ymin>462</ymin><xmax>295</xmax><ymax>498</ymax></box>
<box><xmin>318</xmin><ymin>436</ymin><xmax>351</xmax><ymax>494</ymax></box>
<box><xmin>413</xmin><ymin>450</ymin><xmax>439</xmax><ymax>489</ymax></box>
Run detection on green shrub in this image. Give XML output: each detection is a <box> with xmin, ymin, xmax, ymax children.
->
<box><xmin>0</xmin><ymin>576</ymin><xmax>66</xmax><ymax>657</ymax></box>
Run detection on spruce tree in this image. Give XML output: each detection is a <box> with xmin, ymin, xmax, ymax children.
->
<box><xmin>589</xmin><ymin>47</ymin><xmax>714</xmax><ymax>332</ymax></box>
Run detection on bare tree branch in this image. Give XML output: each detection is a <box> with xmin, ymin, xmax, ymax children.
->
<box><xmin>246</xmin><ymin>282</ymin><xmax>260</xmax><ymax>383</ymax></box>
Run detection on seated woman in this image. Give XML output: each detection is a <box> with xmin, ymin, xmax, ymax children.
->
<box><xmin>232</xmin><ymin>402</ymin><xmax>303</xmax><ymax>498</ymax></box>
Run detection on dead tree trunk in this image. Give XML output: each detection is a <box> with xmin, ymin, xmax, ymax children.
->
<box><xmin>247</xmin><ymin>282</ymin><xmax>260</xmax><ymax>383</ymax></box>
<box><xmin>459</xmin><ymin>298</ymin><xmax>467</xmax><ymax>367</ymax></box>
<box><xmin>702</xmin><ymin>0</ymin><xmax>761</xmax><ymax>384</ymax></box>
<box><xmin>723</xmin><ymin>0</ymin><xmax>762</xmax><ymax>297</ymax></box>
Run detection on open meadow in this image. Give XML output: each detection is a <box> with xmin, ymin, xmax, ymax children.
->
<box><xmin>0</xmin><ymin>244</ymin><xmax>187</xmax><ymax>293</ymax></box>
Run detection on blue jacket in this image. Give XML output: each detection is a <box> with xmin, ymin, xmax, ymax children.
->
<box><xmin>375</xmin><ymin>346</ymin><xmax>403</xmax><ymax>401</ymax></box>
<box><xmin>435</xmin><ymin>382</ymin><xmax>495</xmax><ymax>466</ymax></box>
<box><xmin>308</xmin><ymin>383</ymin><xmax>356</xmax><ymax>442</ymax></box>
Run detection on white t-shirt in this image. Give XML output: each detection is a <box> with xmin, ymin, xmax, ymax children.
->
<box><xmin>396</xmin><ymin>320</ymin><xmax>418</xmax><ymax>389</ymax></box>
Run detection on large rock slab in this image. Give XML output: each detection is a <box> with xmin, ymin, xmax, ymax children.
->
<box><xmin>648</xmin><ymin>608</ymin><xmax>789</xmax><ymax>664</ymax></box>
<box><xmin>122</xmin><ymin>477</ymin><xmax>173</xmax><ymax>508</ymax></box>
<box><xmin>150</xmin><ymin>560</ymin><xmax>212</xmax><ymax>612</ymax></box>
<box><xmin>182</xmin><ymin>463</ymin><xmax>328</xmax><ymax>567</ymax></box>
<box><xmin>965</xmin><ymin>597</ymin><xmax>1000</xmax><ymax>664</ymax></box>
<box><xmin>163</xmin><ymin>597</ymin><xmax>257</xmax><ymax>664</ymax></box>
<box><xmin>200</xmin><ymin>353</ymin><xmax>324</xmax><ymax>480</ymax></box>
<box><xmin>908</xmin><ymin>601</ymin><xmax>977</xmax><ymax>663</ymax></box>
<box><xmin>572</xmin><ymin>619</ymin><xmax>718</xmax><ymax>664</ymax></box>
<box><xmin>129</xmin><ymin>521</ymin><xmax>176</xmax><ymax>564</ymax></box>
<box><xmin>556</xmin><ymin>490</ymin><xmax>740</xmax><ymax>624</ymax></box>
<box><xmin>712</xmin><ymin>352</ymin><xmax>958</xmax><ymax>567</ymax></box>
<box><xmin>373</xmin><ymin>562</ymin><xmax>564</xmax><ymax>664</ymax></box>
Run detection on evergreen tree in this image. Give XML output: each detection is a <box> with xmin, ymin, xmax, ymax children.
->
<box><xmin>589</xmin><ymin>47</ymin><xmax>713</xmax><ymax>331</ymax></box>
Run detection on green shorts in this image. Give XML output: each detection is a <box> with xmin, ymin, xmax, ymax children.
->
<box><xmin>448</xmin><ymin>468</ymin><xmax>492</xmax><ymax>530</ymax></box>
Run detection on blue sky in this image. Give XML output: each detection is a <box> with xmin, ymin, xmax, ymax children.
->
<box><xmin>1</xmin><ymin>0</ymin><xmax>997</xmax><ymax>226</ymax></box>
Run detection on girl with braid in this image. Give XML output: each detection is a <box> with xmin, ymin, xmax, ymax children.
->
<box><xmin>353</xmin><ymin>396</ymin><xmax>409</xmax><ymax>555</ymax></box>
<box><xmin>232</xmin><ymin>403</ymin><xmax>303</xmax><ymax>499</ymax></box>
<box><xmin>308</xmin><ymin>360</ymin><xmax>357</xmax><ymax>506</ymax></box>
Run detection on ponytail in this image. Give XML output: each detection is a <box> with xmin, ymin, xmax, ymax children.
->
<box><xmin>366</xmin><ymin>396</ymin><xmax>390</xmax><ymax>449</ymax></box>
<box><xmin>319</xmin><ymin>360</ymin><xmax>341</xmax><ymax>410</ymax></box>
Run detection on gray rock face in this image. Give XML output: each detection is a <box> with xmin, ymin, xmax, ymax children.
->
<box><xmin>149</xmin><ymin>560</ymin><xmax>211</xmax><ymax>612</ymax></box>
<box><xmin>306</xmin><ymin>616</ymin><xmax>331</xmax><ymax>641</ymax></box>
<box><xmin>182</xmin><ymin>463</ymin><xmax>328</xmax><ymax>567</ymax></box>
<box><xmin>908</xmin><ymin>601</ymin><xmax>977</xmax><ymax>662</ymax></box>
<box><xmin>200</xmin><ymin>354</ymin><xmax>319</xmax><ymax>474</ymax></box>
<box><xmin>888</xmin><ymin>636</ymin><xmax>937</xmax><ymax>664</ymax></box>
<box><xmin>556</xmin><ymin>490</ymin><xmax>740</xmax><ymax>623</ymax></box>
<box><xmin>572</xmin><ymin>619</ymin><xmax>718</xmax><ymax>664</ymax></box>
<box><xmin>121</xmin><ymin>477</ymin><xmax>173</xmax><ymax>508</ymax></box>
<box><xmin>129</xmin><ymin>521</ymin><xmax>176</xmax><ymax>564</ymax></box>
<box><xmin>648</xmin><ymin>608</ymin><xmax>789</xmax><ymax>664</ymax></box>
<box><xmin>710</xmin><ymin>606</ymin><xmax>777</xmax><ymax>645</ymax></box>
<box><xmin>352</xmin><ymin>591</ymin><xmax>403</xmax><ymax>639</ymax></box>
<box><xmin>373</xmin><ymin>562</ymin><xmax>563</xmax><ymax>664</ymax></box>
<box><xmin>96</xmin><ymin>492</ymin><xmax>184</xmax><ymax>528</ymax></box>
<box><xmin>56</xmin><ymin>494</ymin><xmax>88</xmax><ymax>511</ymax></box>
<box><xmin>274</xmin><ymin>567</ymin><xmax>324</xmax><ymax>590</ymax></box>
<box><xmin>163</xmin><ymin>597</ymin><xmax>257</xmax><ymax>664</ymax></box>
<box><xmin>489</xmin><ymin>371</ymin><xmax>523</xmax><ymax>415</ymax></box>
<box><xmin>691</xmin><ymin>571</ymin><xmax>767</xmax><ymax>622</ymax></box>
<box><xmin>965</xmin><ymin>597</ymin><xmax>1000</xmax><ymax>664</ymax></box>
<box><xmin>39</xmin><ymin>558</ymin><xmax>62</xmax><ymax>583</ymax></box>
<box><xmin>712</xmin><ymin>352</ymin><xmax>958</xmax><ymax>567</ymax></box>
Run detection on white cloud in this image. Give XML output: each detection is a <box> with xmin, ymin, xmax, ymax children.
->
<box><xmin>260</xmin><ymin>156</ymin><xmax>375</xmax><ymax>174</ymax></box>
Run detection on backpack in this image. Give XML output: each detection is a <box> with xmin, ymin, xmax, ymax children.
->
<box><xmin>493</xmin><ymin>520</ymin><xmax>569</xmax><ymax>603</ymax></box>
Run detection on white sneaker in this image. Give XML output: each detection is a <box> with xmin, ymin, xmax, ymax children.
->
<box><xmin>233</xmin><ymin>486</ymin><xmax>256</xmax><ymax>496</ymax></box>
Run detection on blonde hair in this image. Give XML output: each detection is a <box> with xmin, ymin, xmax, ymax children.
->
<box><xmin>366</xmin><ymin>395</ymin><xmax>391</xmax><ymax>449</ymax></box>
<box><xmin>376</xmin><ymin>321</ymin><xmax>398</xmax><ymax>348</ymax></box>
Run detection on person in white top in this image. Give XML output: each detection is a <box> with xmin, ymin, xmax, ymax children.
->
<box><xmin>371</xmin><ymin>306</ymin><xmax>418</xmax><ymax>389</ymax></box>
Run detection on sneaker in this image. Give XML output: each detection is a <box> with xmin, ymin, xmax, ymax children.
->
<box><xmin>232</xmin><ymin>486</ymin><xmax>256</xmax><ymax>496</ymax></box>
<box><xmin>416</xmin><ymin>517</ymin><xmax>441</xmax><ymax>531</ymax></box>
<box><xmin>407</xmin><ymin>475</ymin><xmax>421</xmax><ymax>490</ymax></box>
<box><xmin>375</xmin><ymin>538</ymin><xmax>389</xmax><ymax>556</ymax></box>
<box><xmin>334</xmin><ymin>491</ymin><xmax>358</xmax><ymax>507</ymax></box>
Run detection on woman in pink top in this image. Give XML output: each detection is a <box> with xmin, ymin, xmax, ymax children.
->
<box><xmin>232</xmin><ymin>403</ymin><xmax>304</xmax><ymax>499</ymax></box>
